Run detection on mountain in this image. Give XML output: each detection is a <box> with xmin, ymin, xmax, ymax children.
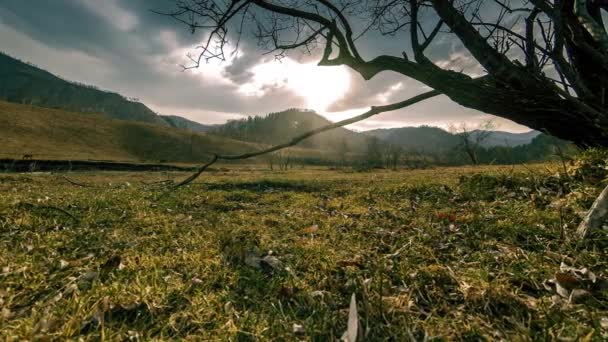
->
<box><xmin>366</xmin><ymin>126</ymin><xmax>542</xmax><ymax>151</ymax></box>
<box><xmin>470</xmin><ymin>130</ymin><xmax>541</xmax><ymax>147</ymax></box>
<box><xmin>210</xmin><ymin>108</ymin><xmax>373</xmax><ymax>153</ymax></box>
<box><xmin>161</xmin><ymin>115</ymin><xmax>217</xmax><ymax>132</ymax></box>
<box><xmin>365</xmin><ymin>126</ymin><xmax>461</xmax><ymax>154</ymax></box>
<box><xmin>0</xmin><ymin>52</ymin><xmax>168</xmax><ymax>126</ymax></box>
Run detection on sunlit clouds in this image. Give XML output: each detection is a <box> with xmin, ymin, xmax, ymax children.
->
<box><xmin>238</xmin><ymin>58</ymin><xmax>351</xmax><ymax>112</ymax></box>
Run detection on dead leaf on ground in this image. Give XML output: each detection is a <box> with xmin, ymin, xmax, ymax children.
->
<box><xmin>555</xmin><ymin>272</ymin><xmax>581</xmax><ymax>290</ymax></box>
<box><xmin>299</xmin><ymin>224</ymin><xmax>319</xmax><ymax>235</ymax></box>
<box><xmin>261</xmin><ymin>255</ymin><xmax>283</xmax><ymax>271</ymax></box>
<box><xmin>338</xmin><ymin>255</ymin><xmax>364</xmax><ymax>268</ymax></box>
<box><xmin>341</xmin><ymin>293</ymin><xmax>359</xmax><ymax>342</ymax></box>
<box><xmin>293</xmin><ymin>323</ymin><xmax>305</xmax><ymax>335</ymax></box>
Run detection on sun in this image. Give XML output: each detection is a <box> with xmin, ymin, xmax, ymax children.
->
<box><xmin>237</xmin><ymin>58</ymin><xmax>351</xmax><ymax>112</ymax></box>
<box><xmin>285</xmin><ymin>62</ymin><xmax>351</xmax><ymax>111</ymax></box>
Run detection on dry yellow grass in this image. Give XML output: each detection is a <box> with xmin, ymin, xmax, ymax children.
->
<box><xmin>1</xmin><ymin>164</ymin><xmax>606</xmax><ymax>340</ymax></box>
<box><xmin>0</xmin><ymin>100</ymin><xmax>327</xmax><ymax>164</ymax></box>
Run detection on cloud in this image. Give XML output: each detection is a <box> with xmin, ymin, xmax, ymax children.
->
<box><xmin>0</xmin><ymin>0</ymin><xmax>531</xmax><ymax>132</ymax></box>
<box><xmin>222</xmin><ymin>50</ymin><xmax>270</xmax><ymax>84</ymax></box>
<box><xmin>76</xmin><ymin>0</ymin><xmax>138</xmax><ymax>32</ymax></box>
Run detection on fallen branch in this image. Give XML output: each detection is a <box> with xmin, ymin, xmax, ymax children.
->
<box><xmin>173</xmin><ymin>154</ymin><xmax>219</xmax><ymax>188</ymax></box>
<box><xmin>171</xmin><ymin>89</ymin><xmax>441</xmax><ymax>189</ymax></box>
<box><xmin>60</xmin><ymin>175</ymin><xmax>92</xmax><ymax>188</ymax></box>
<box><xmin>577</xmin><ymin>183</ymin><xmax>608</xmax><ymax>239</ymax></box>
<box><xmin>18</xmin><ymin>202</ymin><xmax>80</xmax><ymax>223</ymax></box>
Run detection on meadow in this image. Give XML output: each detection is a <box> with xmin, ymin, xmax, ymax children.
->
<box><xmin>0</xmin><ymin>164</ymin><xmax>606</xmax><ymax>340</ymax></box>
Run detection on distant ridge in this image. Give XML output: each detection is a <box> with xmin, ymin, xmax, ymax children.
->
<box><xmin>365</xmin><ymin>126</ymin><xmax>460</xmax><ymax>154</ymax></box>
<box><xmin>0</xmin><ymin>52</ymin><xmax>169</xmax><ymax>126</ymax></box>
<box><xmin>161</xmin><ymin>115</ymin><xmax>216</xmax><ymax>132</ymax></box>
<box><xmin>469</xmin><ymin>130</ymin><xmax>540</xmax><ymax>147</ymax></box>
<box><xmin>366</xmin><ymin>126</ymin><xmax>541</xmax><ymax>151</ymax></box>
<box><xmin>210</xmin><ymin>108</ymin><xmax>373</xmax><ymax>153</ymax></box>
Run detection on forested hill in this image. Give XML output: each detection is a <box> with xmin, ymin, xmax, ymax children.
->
<box><xmin>365</xmin><ymin>126</ymin><xmax>461</xmax><ymax>154</ymax></box>
<box><xmin>365</xmin><ymin>127</ymin><xmax>541</xmax><ymax>152</ymax></box>
<box><xmin>0</xmin><ymin>52</ymin><xmax>168</xmax><ymax>126</ymax></box>
<box><xmin>210</xmin><ymin>109</ymin><xmax>373</xmax><ymax>153</ymax></box>
<box><xmin>160</xmin><ymin>115</ymin><xmax>216</xmax><ymax>132</ymax></box>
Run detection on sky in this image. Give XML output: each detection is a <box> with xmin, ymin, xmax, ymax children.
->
<box><xmin>0</xmin><ymin>0</ymin><xmax>532</xmax><ymax>132</ymax></box>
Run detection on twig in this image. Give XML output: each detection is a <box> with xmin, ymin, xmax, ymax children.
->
<box><xmin>18</xmin><ymin>202</ymin><xmax>80</xmax><ymax>223</ymax></box>
<box><xmin>60</xmin><ymin>175</ymin><xmax>92</xmax><ymax>188</ymax></box>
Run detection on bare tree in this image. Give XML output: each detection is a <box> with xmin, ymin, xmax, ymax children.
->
<box><xmin>160</xmin><ymin>0</ymin><xmax>608</xmax><ymax>146</ymax></box>
<box><xmin>449</xmin><ymin>120</ymin><xmax>497</xmax><ymax>164</ymax></box>
<box><xmin>336</xmin><ymin>138</ymin><xmax>350</xmax><ymax>168</ymax></box>
<box><xmin>158</xmin><ymin>1</ymin><xmax>608</xmax><ymax>237</ymax></box>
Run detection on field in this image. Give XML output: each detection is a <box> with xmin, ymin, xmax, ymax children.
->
<box><xmin>0</xmin><ymin>100</ymin><xmax>326</xmax><ymax>164</ymax></box>
<box><xmin>1</xmin><ymin>165</ymin><xmax>607</xmax><ymax>340</ymax></box>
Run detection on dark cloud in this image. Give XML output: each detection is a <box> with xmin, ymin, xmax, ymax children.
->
<box><xmin>222</xmin><ymin>47</ymin><xmax>271</xmax><ymax>84</ymax></box>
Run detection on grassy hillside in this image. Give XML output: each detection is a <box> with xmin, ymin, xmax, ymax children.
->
<box><xmin>0</xmin><ymin>53</ymin><xmax>168</xmax><ymax>126</ymax></box>
<box><xmin>0</xmin><ymin>101</ymin><xmax>335</xmax><ymax>164</ymax></box>
<box><xmin>0</xmin><ymin>100</ymin><xmax>288</xmax><ymax>163</ymax></box>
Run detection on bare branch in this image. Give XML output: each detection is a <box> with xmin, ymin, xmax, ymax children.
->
<box><xmin>172</xmin><ymin>89</ymin><xmax>441</xmax><ymax>188</ymax></box>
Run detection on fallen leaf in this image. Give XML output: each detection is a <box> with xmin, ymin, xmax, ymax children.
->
<box><xmin>293</xmin><ymin>323</ymin><xmax>305</xmax><ymax>335</ymax></box>
<box><xmin>555</xmin><ymin>272</ymin><xmax>581</xmax><ymax>290</ymax></box>
<box><xmin>569</xmin><ymin>289</ymin><xmax>591</xmax><ymax>304</ymax></box>
<box><xmin>338</xmin><ymin>255</ymin><xmax>364</xmax><ymax>268</ymax></box>
<box><xmin>59</xmin><ymin>259</ymin><xmax>70</xmax><ymax>269</ymax></box>
<box><xmin>342</xmin><ymin>293</ymin><xmax>359</xmax><ymax>342</ymax></box>
<box><xmin>299</xmin><ymin>224</ymin><xmax>319</xmax><ymax>235</ymax></box>
<box><xmin>261</xmin><ymin>255</ymin><xmax>283</xmax><ymax>271</ymax></box>
<box><xmin>555</xmin><ymin>282</ymin><xmax>570</xmax><ymax>299</ymax></box>
<box><xmin>190</xmin><ymin>277</ymin><xmax>204</xmax><ymax>287</ymax></box>
<box><xmin>600</xmin><ymin>317</ymin><xmax>608</xmax><ymax>330</ymax></box>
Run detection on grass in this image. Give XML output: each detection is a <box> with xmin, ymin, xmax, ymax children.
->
<box><xmin>0</xmin><ymin>100</ymin><xmax>326</xmax><ymax>163</ymax></box>
<box><xmin>0</xmin><ymin>164</ymin><xmax>607</xmax><ymax>340</ymax></box>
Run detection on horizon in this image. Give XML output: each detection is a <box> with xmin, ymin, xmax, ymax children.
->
<box><xmin>0</xmin><ymin>50</ymin><xmax>534</xmax><ymax>135</ymax></box>
<box><xmin>0</xmin><ymin>0</ymin><xmax>532</xmax><ymax>133</ymax></box>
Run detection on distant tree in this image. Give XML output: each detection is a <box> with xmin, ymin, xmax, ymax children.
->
<box><xmin>450</xmin><ymin>121</ymin><xmax>497</xmax><ymax>165</ymax></box>
<box><xmin>336</xmin><ymin>138</ymin><xmax>350</xmax><ymax>168</ymax></box>
<box><xmin>386</xmin><ymin>144</ymin><xmax>403</xmax><ymax>170</ymax></box>
<box><xmin>365</xmin><ymin>137</ymin><xmax>384</xmax><ymax>168</ymax></box>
